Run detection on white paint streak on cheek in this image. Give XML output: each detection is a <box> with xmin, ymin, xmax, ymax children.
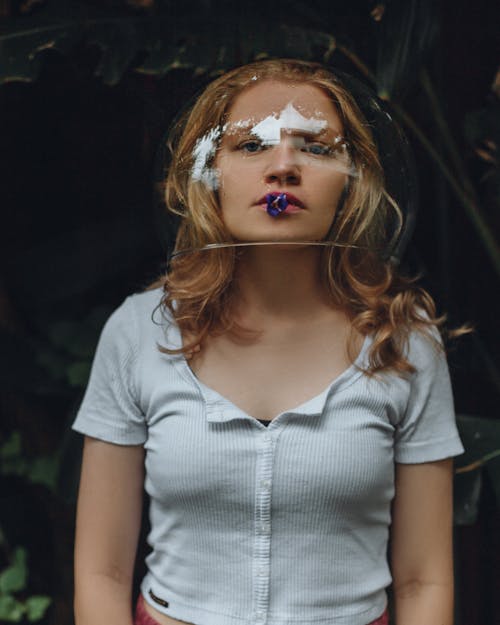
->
<box><xmin>191</xmin><ymin>125</ymin><xmax>228</xmax><ymax>190</ymax></box>
<box><xmin>297</xmin><ymin>156</ymin><xmax>358</xmax><ymax>177</ymax></box>
<box><xmin>200</xmin><ymin>167</ymin><xmax>220</xmax><ymax>190</ymax></box>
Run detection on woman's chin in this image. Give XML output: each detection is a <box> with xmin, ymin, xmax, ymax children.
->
<box><xmin>229</xmin><ymin>233</ymin><xmax>328</xmax><ymax>248</ymax></box>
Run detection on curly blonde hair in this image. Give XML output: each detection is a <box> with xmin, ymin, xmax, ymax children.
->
<box><xmin>151</xmin><ymin>58</ymin><xmax>456</xmax><ymax>374</ymax></box>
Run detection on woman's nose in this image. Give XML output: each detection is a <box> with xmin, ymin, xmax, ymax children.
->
<box><xmin>263</xmin><ymin>141</ymin><xmax>301</xmax><ymax>186</ymax></box>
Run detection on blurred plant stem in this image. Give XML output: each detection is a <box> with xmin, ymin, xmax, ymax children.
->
<box><xmin>337</xmin><ymin>48</ymin><xmax>500</xmax><ymax>280</ymax></box>
<box><xmin>335</xmin><ymin>43</ymin><xmax>374</xmax><ymax>81</ymax></box>
<box><xmin>456</xmin><ymin>449</ymin><xmax>500</xmax><ymax>474</ymax></box>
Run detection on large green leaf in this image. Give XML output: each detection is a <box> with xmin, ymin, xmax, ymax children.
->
<box><xmin>455</xmin><ymin>414</ymin><xmax>500</xmax><ymax>471</ymax></box>
<box><xmin>0</xmin><ymin>0</ymin><xmax>340</xmax><ymax>85</ymax></box>
<box><xmin>87</xmin><ymin>17</ymin><xmax>147</xmax><ymax>85</ymax></box>
<box><xmin>27</xmin><ymin>455</ymin><xmax>60</xmax><ymax>491</ymax></box>
<box><xmin>0</xmin><ymin>547</ymin><xmax>27</xmax><ymax>595</ymax></box>
<box><xmin>0</xmin><ymin>432</ymin><xmax>29</xmax><ymax>478</ymax></box>
<box><xmin>0</xmin><ymin>595</ymin><xmax>24</xmax><ymax>623</ymax></box>
<box><xmin>0</xmin><ymin>23</ymin><xmax>77</xmax><ymax>83</ymax></box>
<box><xmin>136</xmin><ymin>17</ymin><xmax>336</xmax><ymax>78</ymax></box>
<box><xmin>0</xmin><ymin>0</ymin><xmax>86</xmax><ymax>83</ymax></box>
<box><xmin>0</xmin><ymin>1</ymin><xmax>150</xmax><ymax>85</ymax></box>
<box><xmin>25</xmin><ymin>595</ymin><xmax>52</xmax><ymax>622</ymax></box>
<box><xmin>0</xmin><ymin>431</ymin><xmax>61</xmax><ymax>492</ymax></box>
<box><xmin>66</xmin><ymin>361</ymin><xmax>92</xmax><ymax>388</ymax></box>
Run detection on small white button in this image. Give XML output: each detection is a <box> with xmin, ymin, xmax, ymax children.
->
<box><xmin>263</xmin><ymin>433</ymin><xmax>272</xmax><ymax>442</ymax></box>
<box><xmin>259</xmin><ymin>523</ymin><xmax>271</xmax><ymax>534</ymax></box>
<box><xmin>255</xmin><ymin>611</ymin><xmax>265</xmax><ymax>622</ymax></box>
<box><xmin>260</xmin><ymin>479</ymin><xmax>271</xmax><ymax>490</ymax></box>
<box><xmin>257</xmin><ymin>566</ymin><xmax>267</xmax><ymax>576</ymax></box>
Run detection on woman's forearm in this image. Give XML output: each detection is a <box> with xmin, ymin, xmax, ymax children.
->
<box><xmin>393</xmin><ymin>579</ymin><xmax>454</xmax><ymax>625</ymax></box>
<box><xmin>74</xmin><ymin>573</ymin><xmax>134</xmax><ymax>625</ymax></box>
<box><xmin>391</xmin><ymin>461</ymin><xmax>455</xmax><ymax>625</ymax></box>
<box><xmin>74</xmin><ymin>440</ymin><xmax>145</xmax><ymax>625</ymax></box>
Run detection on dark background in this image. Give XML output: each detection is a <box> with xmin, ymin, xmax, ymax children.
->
<box><xmin>0</xmin><ymin>1</ymin><xmax>499</xmax><ymax>623</ymax></box>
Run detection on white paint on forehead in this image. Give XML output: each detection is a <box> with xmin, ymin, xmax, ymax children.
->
<box><xmin>251</xmin><ymin>102</ymin><xmax>328</xmax><ymax>144</ymax></box>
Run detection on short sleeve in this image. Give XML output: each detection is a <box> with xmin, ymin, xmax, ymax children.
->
<box><xmin>394</xmin><ymin>331</ymin><xmax>464</xmax><ymax>463</ymax></box>
<box><xmin>72</xmin><ymin>296</ymin><xmax>147</xmax><ymax>445</ymax></box>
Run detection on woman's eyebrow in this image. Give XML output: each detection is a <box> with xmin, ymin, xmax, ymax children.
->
<box><xmin>225</xmin><ymin>119</ymin><xmax>255</xmax><ymax>132</ymax></box>
<box><xmin>284</xmin><ymin>127</ymin><xmax>342</xmax><ymax>138</ymax></box>
<box><xmin>224</xmin><ymin>125</ymin><xmax>342</xmax><ymax>139</ymax></box>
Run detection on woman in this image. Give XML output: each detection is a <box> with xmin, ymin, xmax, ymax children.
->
<box><xmin>73</xmin><ymin>59</ymin><xmax>464</xmax><ymax>625</ymax></box>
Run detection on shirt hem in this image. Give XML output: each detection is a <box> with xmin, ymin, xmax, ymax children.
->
<box><xmin>395</xmin><ymin>437</ymin><xmax>464</xmax><ymax>463</ymax></box>
<box><xmin>72</xmin><ymin>420</ymin><xmax>147</xmax><ymax>446</ymax></box>
<box><xmin>141</xmin><ymin>580</ymin><xmax>387</xmax><ymax>625</ymax></box>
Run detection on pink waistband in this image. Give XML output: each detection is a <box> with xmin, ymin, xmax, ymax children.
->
<box><xmin>134</xmin><ymin>594</ymin><xmax>389</xmax><ymax>625</ymax></box>
<box><xmin>370</xmin><ymin>608</ymin><xmax>389</xmax><ymax>625</ymax></box>
<box><xmin>135</xmin><ymin>594</ymin><xmax>163</xmax><ymax>625</ymax></box>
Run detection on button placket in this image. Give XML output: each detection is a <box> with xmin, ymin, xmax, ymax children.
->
<box><xmin>255</xmin><ymin>611</ymin><xmax>265</xmax><ymax>624</ymax></box>
<box><xmin>252</xmin><ymin>431</ymin><xmax>275</xmax><ymax>625</ymax></box>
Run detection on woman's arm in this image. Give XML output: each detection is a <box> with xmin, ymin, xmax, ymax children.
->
<box><xmin>390</xmin><ymin>459</ymin><xmax>455</xmax><ymax>625</ymax></box>
<box><xmin>74</xmin><ymin>436</ymin><xmax>145</xmax><ymax>625</ymax></box>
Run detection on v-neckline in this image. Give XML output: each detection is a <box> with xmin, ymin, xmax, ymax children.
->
<box><xmin>166</xmin><ymin>317</ymin><xmax>371</xmax><ymax>422</ymax></box>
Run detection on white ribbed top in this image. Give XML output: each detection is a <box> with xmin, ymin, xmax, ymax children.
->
<box><xmin>73</xmin><ymin>288</ymin><xmax>464</xmax><ymax>625</ymax></box>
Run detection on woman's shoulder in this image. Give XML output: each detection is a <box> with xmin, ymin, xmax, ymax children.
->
<box><xmin>97</xmin><ymin>287</ymin><xmax>169</xmax><ymax>346</ymax></box>
<box><xmin>399</xmin><ymin>322</ymin><xmax>448</xmax><ymax>387</ymax></box>
<box><xmin>127</xmin><ymin>286</ymin><xmax>165</xmax><ymax>317</ymax></box>
<box><xmin>108</xmin><ymin>286</ymin><xmax>163</xmax><ymax>321</ymax></box>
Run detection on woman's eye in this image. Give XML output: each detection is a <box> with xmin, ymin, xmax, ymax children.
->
<box><xmin>302</xmin><ymin>143</ymin><xmax>331</xmax><ymax>156</ymax></box>
<box><xmin>238</xmin><ymin>140</ymin><xmax>263</xmax><ymax>153</ymax></box>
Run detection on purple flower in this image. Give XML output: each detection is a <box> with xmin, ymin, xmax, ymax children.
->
<box><xmin>266</xmin><ymin>193</ymin><xmax>289</xmax><ymax>217</ymax></box>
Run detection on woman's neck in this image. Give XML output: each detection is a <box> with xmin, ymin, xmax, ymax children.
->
<box><xmin>232</xmin><ymin>246</ymin><xmax>334</xmax><ymax>325</ymax></box>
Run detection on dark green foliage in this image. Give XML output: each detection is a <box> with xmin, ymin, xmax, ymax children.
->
<box><xmin>0</xmin><ymin>546</ymin><xmax>52</xmax><ymax>622</ymax></box>
<box><xmin>464</xmin><ymin>93</ymin><xmax>500</xmax><ymax>214</ymax></box>
<box><xmin>0</xmin><ymin>0</ymin><xmax>340</xmax><ymax>85</ymax></box>
<box><xmin>0</xmin><ymin>1</ymin><xmax>499</xmax><ymax>623</ymax></box>
<box><xmin>374</xmin><ymin>0</ymin><xmax>440</xmax><ymax>99</ymax></box>
<box><xmin>0</xmin><ymin>444</ymin><xmax>52</xmax><ymax>623</ymax></box>
<box><xmin>455</xmin><ymin>415</ymin><xmax>500</xmax><ymax>525</ymax></box>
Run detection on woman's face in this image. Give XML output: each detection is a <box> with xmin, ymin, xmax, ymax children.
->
<box><xmin>212</xmin><ymin>80</ymin><xmax>351</xmax><ymax>242</ymax></box>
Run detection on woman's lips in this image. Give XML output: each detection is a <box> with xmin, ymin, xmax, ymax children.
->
<box><xmin>256</xmin><ymin>192</ymin><xmax>305</xmax><ymax>215</ymax></box>
<box><xmin>258</xmin><ymin>203</ymin><xmax>303</xmax><ymax>214</ymax></box>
